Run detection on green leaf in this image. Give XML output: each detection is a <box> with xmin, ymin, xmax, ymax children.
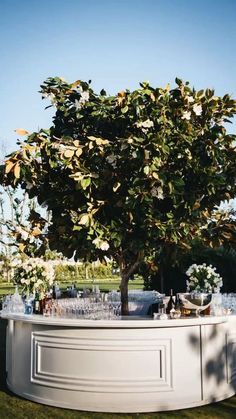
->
<box><xmin>196</xmin><ymin>90</ymin><xmax>204</xmax><ymax>98</ymax></box>
<box><xmin>143</xmin><ymin>166</ymin><xmax>150</xmax><ymax>175</ymax></box>
<box><xmin>121</xmin><ymin>106</ymin><xmax>128</xmax><ymax>114</ymax></box>
<box><xmin>73</xmin><ymin>225</ymin><xmax>83</xmax><ymax>231</ymax></box>
<box><xmin>168</xmin><ymin>182</ymin><xmax>174</xmax><ymax>193</ymax></box>
<box><xmin>81</xmin><ymin>177</ymin><xmax>91</xmax><ymax>190</ymax></box>
<box><xmin>175</xmin><ymin>77</ymin><xmax>182</xmax><ymax>86</ymax></box>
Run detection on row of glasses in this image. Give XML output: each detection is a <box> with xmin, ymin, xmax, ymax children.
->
<box><xmin>210</xmin><ymin>293</ymin><xmax>236</xmax><ymax>316</ymax></box>
<box><xmin>221</xmin><ymin>293</ymin><xmax>236</xmax><ymax>315</ymax></box>
<box><xmin>3</xmin><ymin>291</ymin><xmax>236</xmax><ymax>319</ymax></box>
<box><xmin>44</xmin><ymin>297</ymin><xmax>121</xmax><ymax>320</ymax></box>
<box><xmin>1</xmin><ymin>288</ymin><xmax>25</xmax><ymax>314</ymax></box>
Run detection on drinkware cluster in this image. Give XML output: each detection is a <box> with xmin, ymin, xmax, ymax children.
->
<box><xmin>0</xmin><ymin>285</ymin><xmax>122</xmax><ymax>320</ymax></box>
<box><xmin>1</xmin><ymin>286</ymin><xmax>236</xmax><ymax>320</ymax></box>
<box><xmin>152</xmin><ymin>290</ymin><xmax>236</xmax><ymax>319</ymax></box>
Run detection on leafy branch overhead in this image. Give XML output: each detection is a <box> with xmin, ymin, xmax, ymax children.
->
<box><xmin>2</xmin><ymin>77</ymin><xmax>236</xmax><ymax>272</ymax></box>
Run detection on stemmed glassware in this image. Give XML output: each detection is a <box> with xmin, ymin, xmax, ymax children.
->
<box><xmin>43</xmin><ymin>297</ymin><xmax>121</xmax><ymax>320</ymax></box>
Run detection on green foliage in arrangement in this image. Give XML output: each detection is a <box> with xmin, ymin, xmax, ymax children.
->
<box><xmin>2</xmin><ymin>77</ymin><xmax>236</xmax><ymax>312</ymax></box>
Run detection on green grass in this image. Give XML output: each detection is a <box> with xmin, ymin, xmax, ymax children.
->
<box><xmin>0</xmin><ymin>320</ymin><xmax>236</xmax><ymax>418</ymax></box>
<box><xmin>0</xmin><ymin>278</ymin><xmax>144</xmax><ymax>297</ymax></box>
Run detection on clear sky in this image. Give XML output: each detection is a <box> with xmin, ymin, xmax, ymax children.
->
<box><xmin>0</xmin><ymin>0</ymin><xmax>236</xmax><ymax>156</ymax></box>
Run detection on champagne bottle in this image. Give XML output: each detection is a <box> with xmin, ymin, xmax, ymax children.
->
<box><xmin>39</xmin><ymin>292</ymin><xmax>46</xmax><ymax>315</ymax></box>
<box><xmin>174</xmin><ymin>293</ymin><xmax>182</xmax><ymax>318</ymax></box>
<box><xmin>33</xmin><ymin>291</ymin><xmax>40</xmax><ymax>314</ymax></box>
<box><xmin>166</xmin><ymin>289</ymin><xmax>175</xmax><ymax>314</ymax></box>
<box><xmin>52</xmin><ymin>285</ymin><xmax>57</xmax><ymax>300</ymax></box>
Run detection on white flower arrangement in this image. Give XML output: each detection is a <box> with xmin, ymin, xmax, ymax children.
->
<box><xmin>13</xmin><ymin>258</ymin><xmax>55</xmax><ymax>295</ymax></box>
<box><xmin>186</xmin><ymin>263</ymin><xmax>223</xmax><ymax>293</ymax></box>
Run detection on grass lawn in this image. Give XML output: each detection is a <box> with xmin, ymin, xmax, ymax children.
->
<box><xmin>0</xmin><ymin>278</ymin><xmax>144</xmax><ymax>297</ymax></box>
<box><xmin>0</xmin><ymin>320</ymin><xmax>236</xmax><ymax>418</ymax></box>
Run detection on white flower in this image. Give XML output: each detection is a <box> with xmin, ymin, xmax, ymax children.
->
<box><xmin>182</xmin><ymin>111</ymin><xmax>191</xmax><ymax>120</ymax></box>
<box><xmin>186</xmin><ymin>263</ymin><xmax>223</xmax><ymax>292</ymax></box>
<box><xmin>141</xmin><ymin>119</ymin><xmax>154</xmax><ymax>129</ymax></box>
<box><xmin>136</xmin><ymin>119</ymin><xmax>154</xmax><ymax>132</ymax></box>
<box><xmin>187</xmin><ymin>96</ymin><xmax>194</xmax><ymax>103</ymax></box>
<box><xmin>15</xmin><ymin>226</ymin><xmax>29</xmax><ymax>241</ymax></box>
<box><xmin>12</xmin><ymin>257</ymin><xmax>55</xmax><ymax>293</ymax></box>
<box><xmin>92</xmin><ymin>238</ymin><xmax>109</xmax><ymax>251</ymax></box>
<box><xmin>42</xmin><ymin>92</ymin><xmax>57</xmax><ymax>105</ymax></box>
<box><xmin>107</xmin><ymin>154</ymin><xmax>116</xmax><ymax>164</ymax></box>
<box><xmin>75</xmin><ymin>99</ymin><xmax>81</xmax><ymax>110</ymax></box>
<box><xmin>151</xmin><ymin>187</ymin><xmax>158</xmax><ymax>197</ymax></box>
<box><xmin>75</xmin><ymin>90</ymin><xmax>90</xmax><ymax>110</ymax></box>
<box><xmin>81</xmin><ymin>91</ymin><xmax>89</xmax><ymax>102</ymax></box>
<box><xmin>25</xmin><ymin>181</ymin><xmax>33</xmax><ymax>190</ymax></box>
<box><xmin>150</xmin><ymin>186</ymin><xmax>164</xmax><ymax>200</ymax></box>
<box><xmin>193</xmin><ymin>104</ymin><xmax>202</xmax><ymax>116</ymax></box>
<box><xmin>106</xmin><ymin>154</ymin><xmax>117</xmax><ymax>168</ymax></box>
<box><xmin>100</xmin><ymin>241</ymin><xmax>110</xmax><ymax>251</ymax></box>
<box><xmin>35</xmin><ymin>279</ymin><xmax>43</xmax><ymax>288</ymax></box>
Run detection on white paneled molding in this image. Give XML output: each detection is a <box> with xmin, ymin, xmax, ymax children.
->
<box><xmin>2</xmin><ymin>314</ymin><xmax>236</xmax><ymax>412</ymax></box>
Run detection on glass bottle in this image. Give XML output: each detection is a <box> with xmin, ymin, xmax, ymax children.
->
<box><xmin>158</xmin><ymin>303</ymin><xmax>168</xmax><ymax>320</ymax></box>
<box><xmin>33</xmin><ymin>291</ymin><xmax>40</xmax><ymax>314</ymax></box>
<box><xmin>39</xmin><ymin>292</ymin><xmax>46</xmax><ymax>315</ymax></box>
<box><xmin>174</xmin><ymin>293</ymin><xmax>182</xmax><ymax>318</ymax></box>
<box><xmin>52</xmin><ymin>285</ymin><xmax>57</xmax><ymax>300</ymax></box>
<box><xmin>166</xmin><ymin>289</ymin><xmax>175</xmax><ymax>314</ymax></box>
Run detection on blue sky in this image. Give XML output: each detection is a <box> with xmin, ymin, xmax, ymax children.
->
<box><xmin>0</xmin><ymin>0</ymin><xmax>236</xmax><ymax>156</ymax></box>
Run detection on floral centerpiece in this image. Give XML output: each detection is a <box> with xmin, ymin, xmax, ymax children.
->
<box><xmin>186</xmin><ymin>263</ymin><xmax>223</xmax><ymax>293</ymax></box>
<box><xmin>13</xmin><ymin>257</ymin><xmax>55</xmax><ymax>296</ymax></box>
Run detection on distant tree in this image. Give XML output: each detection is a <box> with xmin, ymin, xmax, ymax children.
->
<box><xmin>1</xmin><ymin>77</ymin><xmax>236</xmax><ymax>313</ymax></box>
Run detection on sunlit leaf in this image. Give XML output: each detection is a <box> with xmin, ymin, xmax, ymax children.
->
<box><xmin>152</xmin><ymin>172</ymin><xmax>159</xmax><ymax>180</ymax></box>
<box><xmin>64</xmin><ymin>149</ymin><xmax>74</xmax><ymax>158</ymax></box>
<box><xmin>14</xmin><ymin>128</ymin><xmax>29</xmax><ymax>136</ymax></box>
<box><xmin>32</xmin><ymin>227</ymin><xmax>42</xmax><ymax>236</ymax></box>
<box><xmin>143</xmin><ymin>166</ymin><xmax>149</xmax><ymax>175</ymax></box>
<box><xmin>5</xmin><ymin>160</ymin><xmax>15</xmax><ymax>174</ymax></box>
<box><xmin>113</xmin><ymin>182</ymin><xmax>121</xmax><ymax>192</ymax></box>
<box><xmin>19</xmin><ymin>243</ymin><xmax>26</xmax><ymax>252</ymax></box>
<box><xmin>14</xmin><ymin>163</ymin><xmax>20</xmax><ymax>179</ymax></box>
<box><xmin>75</xmin><ymin>148</ymin><xmax>83</xmax><ymax>157</ymax></box>
<box><xmin>79</xmin><ymin>214</ymin><xmax>90</xmax><ymax>225</ymax></box>
<box><xmin>71</xmin><ymin>80</ymin><xmax>81</xmax><ymax>88</ymax></box>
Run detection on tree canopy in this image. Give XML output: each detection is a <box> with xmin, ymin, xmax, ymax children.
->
<box><xmin>2</xmin><ymin>77</ymin><xmax>236</xmax><ymax>312</ymax></box>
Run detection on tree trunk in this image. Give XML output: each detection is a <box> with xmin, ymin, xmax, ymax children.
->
<box><xmin>120</xmin><ymin>273</ymin><xmax>129</xmax><ymax>316</ymax></box>
<box><xmin>118</xmin><ymin>255</ymin><xmax>141</xmax><ymax>316</ymax></box>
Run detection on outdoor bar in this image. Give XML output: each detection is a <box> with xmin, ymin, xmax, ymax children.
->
<box><xmin>2</xmin><ymin>312</ymin><xmax>236</xmax><ymax>413</ymax></box>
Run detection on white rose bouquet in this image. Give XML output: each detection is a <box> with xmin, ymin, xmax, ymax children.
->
<box><xmin>13</xmin><ymin>258</ymin><xmax>55</xmax><ymax>295</ymax></box>
<box><xmin>186</xmin><ymin>263</ymin><xmax>223</xmax><ymax>293</ymax></box>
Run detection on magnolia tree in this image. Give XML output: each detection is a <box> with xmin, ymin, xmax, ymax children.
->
<box><xmin>2</xmin><ymin>77</ymin><xmax>236</xmax><ymax>314</ymax></box>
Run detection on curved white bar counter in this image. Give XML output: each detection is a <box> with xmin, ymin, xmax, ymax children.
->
<box><xmin>1</xmin><ymin>313</ymin><xmax>236</xmax><ymax>413</ymax></box>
